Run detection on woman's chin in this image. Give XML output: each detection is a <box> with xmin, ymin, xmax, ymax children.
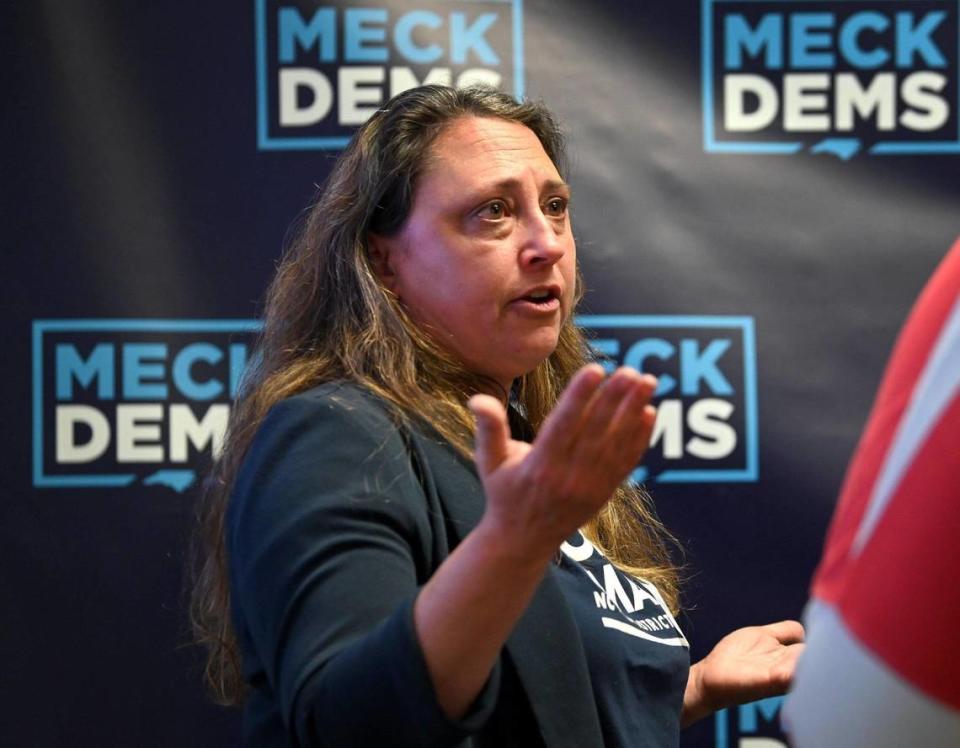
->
<box><xmin>511</xmin><ymin>336</ymin><xmax>562</xmax><ymax>377</ymax></box>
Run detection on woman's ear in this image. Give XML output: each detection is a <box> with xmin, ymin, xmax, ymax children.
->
<box><xmin>367</xmin><ymin>234</ymin><xmax>401</xmax><ymax>297</ymax></box>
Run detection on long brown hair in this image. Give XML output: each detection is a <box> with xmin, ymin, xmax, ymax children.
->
<box><xmin>190</xmin><ymin>85</ymin><xmax>681</xmax><ymax>705</ymax></box>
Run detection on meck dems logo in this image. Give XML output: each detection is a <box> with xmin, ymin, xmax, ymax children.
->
<box><xmin>578</xmin><ymin>316</ymin><xmax>758</xmax><ymax>483</ymax></box>
<box><xmin>35</xmin><ymin>316</ymin><xmax>754</xmax><ymax>491</ymax></box>
<box><xmin>33</xmin><ymin>320</ymin><xmax>258</xmax><ymax>493</ymax></box>
<box><xmin>702</xmin><ymin>0</ymin><xmax>960</xmax><ymax>158</ymax></box>
<box><xmin>715</xmin><ymin>696</ymin><xmax>788</xmax><ymax>747</ymax></box>
<box><xmin>256</xmin><ymin>0</ymin><xmax>524</xmax><ymax>150</ymax></box>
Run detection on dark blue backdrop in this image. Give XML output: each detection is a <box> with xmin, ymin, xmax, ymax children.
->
<box><xmin>6</xmin><ymin>1</ymin><xmax>959</xmax><ymax>745</ymax></box>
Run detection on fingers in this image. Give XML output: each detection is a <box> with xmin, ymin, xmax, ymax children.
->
<box><xmin>468</xmin><ymin>394</ymin><xmax>511</xmax><ymax>475</ymax></box>
<box><xmin>761</xmin><ymin>620</ymin><xmax>806</xmax><ymax>645</ymax></box>
<box><xmin>604</xmin><ymin>372</ymin><xmax>659</xmax><ymax>460</ymax></box>
<box><xmin>770</xmin><ymin>641</ymin><xmax>806</xmax><ymax>688</ymax></box>
<box><xmin>578</xmin><ymin>368</ymin><xmax>644</xmax><ymax>437</ymax></box>
<box><xmin>534</xmin><ymin>363</ymin><xmax>606</xmax><ymax>455</ymax></box>
<box><xmin>536</xmin><ymin>364</ymin><xmax>659</xmax><ymax>478</ymax></box>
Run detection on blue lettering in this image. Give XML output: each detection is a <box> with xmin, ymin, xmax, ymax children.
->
<box><xmin>123</xmin><ymin>344</ymin><xmax>168</xmax><ymax>400</ymax></box>
<box><xmin>738</xmin><ymin>696</ymin><xmax>783</xmax><ymax>733</ymax></box>
<box><xmin>680</xmin><ymin>339</ymin><xmax>733</xmax><ymax>396</ymax></box>
<box><xmin>173</xmin><ymin>343</ymin><xmax>224</xmax><ymax>401</ymax></box>
<box><xmin>450</xmin><ymin>13</ymin><xmax>500</xmax><ymax>65</ymax></box>
<box><xmin>344</xmin><ymin>8</ymin><xmax>388</xmax><ymax>63</ymax></box>
<box><xmin>896</xmin><ymin>11</ymin><xmax>947</xmax><ymax>68</ymax></box>
<box><xmin>278</xmin><ymin>7</ymin><xmax>336</xmax><ymax>63</ymax></box>
<box><xmin>725</xmin><ymin>14</ymin><xmax>783</xmax><ymax>69</ymax></box>
<box><xmin>791</xmin><ymin>13</ymin><xmax>835</xmax><ymax>68</ymax></box>
<box><xmin>394</xmin><ymin>10</ymin><xmax>443</xmax><ymax>64</ymax></box>
<box><xmin>56</xmin><ymin>343</ymin><xmax>114</xmax><ymax>400</ymax></box>
<box><xmin>623</xmin><ymin>339</ymin><xmax>676</xmax><ymax>396</ymax></box>
<box><xmin>840</xmin><ymin>12</ymin><xmax>890</xmax><ymax>69</ymax></box>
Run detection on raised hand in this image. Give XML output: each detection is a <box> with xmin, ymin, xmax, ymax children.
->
<box><xmin>682</xmin><ymin>620</ymin><xmax>806</xmax><ymax>727</ymax></box>
<box><xmin>468</xmin><ymin>363</ymin><xmax>659</xmax><ymax>560</ymax></box>
<box><xmin>414</xmin><ymin>364</ymin><xmax>659</xmax><ymax>719</ymax></box>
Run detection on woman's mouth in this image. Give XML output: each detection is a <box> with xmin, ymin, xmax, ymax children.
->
<box><xmin>511</xmin><ymin>287</ymin><xmax>562</xmax><ymax>315</ymax></box>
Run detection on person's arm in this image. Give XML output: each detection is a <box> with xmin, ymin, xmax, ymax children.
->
<box><xmin>783</xmin><ymin>239</ymin><xmax>960</xmax><ymax>747</ymax></box>
<box><xmin>415</xmin><ymin>364</ymin><xmax>660</xmax><ymax>719</ymax></box>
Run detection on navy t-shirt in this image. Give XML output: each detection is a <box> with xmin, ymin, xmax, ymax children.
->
<box><xmin>552</xmin><ymin>530</ymin><xmax>690</xmax><ymax>747</ymax></box>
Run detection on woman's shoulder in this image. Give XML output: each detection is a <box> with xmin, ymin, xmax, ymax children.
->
<box><xmin>285</xmin><ymin>379</ymin><xmax>394</xmax><ymax>415</ymax></box>
<box><xmin>230</xmin><ymin>381</ymin><xmax>426</xmax><ymax>533</ymax></box>
<box><xmin>260</xmin><ymin>380</ymin><xmax>403</xmax><ymax>443</ymax></box>
<box><xmin>233</xmin><ymin>381</ymin><xmax>413</xmax><ymax>490</ymax></box>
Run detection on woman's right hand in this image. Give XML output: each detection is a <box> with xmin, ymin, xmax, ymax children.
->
<box><xmin>468</xmin><ymin>363</ymin><xmax>659</xmax><ymax>561</ymax></box>
<box><xmin>415</xmin><ymin>365</ymin><xmax>658</xmax><ymax>719</ymax></box>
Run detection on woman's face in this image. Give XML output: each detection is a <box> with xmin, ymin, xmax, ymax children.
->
<box><xmin>371</xmin><ymin>116</ymin><xmax>577</xmax><ymax>394</ymax></box>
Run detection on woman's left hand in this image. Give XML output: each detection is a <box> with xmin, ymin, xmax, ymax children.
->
<box><xmin>681</xmin><ymin>620</ymin><xmax>805</xmax><ymax>727</ymax></box>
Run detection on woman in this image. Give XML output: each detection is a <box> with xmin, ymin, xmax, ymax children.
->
<box><xmin>192</xmin><ymin>85</ymin><xmax>803</xmax><ymax>747</ymax></box>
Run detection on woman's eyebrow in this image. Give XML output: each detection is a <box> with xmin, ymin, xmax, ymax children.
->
<box><xmin>463</xmin><ymin>177</ymin><xmax>571</xmax><ymax>196</ymax></box>
<box><xmin>543</xmin><ymin>178</ymin><xmax>571</xmax><ymax>194</ymax></box>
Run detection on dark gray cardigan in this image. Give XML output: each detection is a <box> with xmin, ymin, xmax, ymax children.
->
<box><xmin>228</xmin><ymin>381</ymin><xmax>606</xmax><ymax>747</ymax></box>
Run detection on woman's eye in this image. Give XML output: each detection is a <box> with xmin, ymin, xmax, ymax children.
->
<box><xmin>545</xmin><ymin>197</ymin><xmax>568</xmax><ymax>217</ymax></box>
<box><xmin>478</xmin><ymin>201</ymin><xmax>508</xmax><ymax>219</ymax></box>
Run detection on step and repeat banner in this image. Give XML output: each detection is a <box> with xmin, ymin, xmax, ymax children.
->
<box><xmin>7</xmin><ymin>1</ymin><xmax>958</xmax><ymax>745</ymax></box>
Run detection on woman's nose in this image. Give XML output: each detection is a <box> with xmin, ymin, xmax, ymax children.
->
<box><xmin>519</xmin><ymin>212</ymin><xmax>566</xmax><ymax>267</ymax></box>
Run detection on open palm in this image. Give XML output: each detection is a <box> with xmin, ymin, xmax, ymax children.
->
<box><xmin>683</xmin><ymin>620</ymin><xmax>805</xmax><ymax>726</ymax></box>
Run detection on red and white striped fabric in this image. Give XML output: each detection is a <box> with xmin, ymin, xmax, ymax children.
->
<box><xmin>784</xmin><ymin>239</ymin><xmax>960</xmax><ymax>747</ymax></box>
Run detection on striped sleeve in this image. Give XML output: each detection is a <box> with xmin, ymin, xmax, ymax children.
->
<box><xmin>784</xmin><ymin>238</ymin><xmax>960</xmax><ymax>746</ymax></box>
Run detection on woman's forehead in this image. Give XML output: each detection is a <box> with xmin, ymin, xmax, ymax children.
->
<box><xmin>423</xmin><ymin>116</ymin><xmax>561</xmax><ymax>185</ymax></box>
